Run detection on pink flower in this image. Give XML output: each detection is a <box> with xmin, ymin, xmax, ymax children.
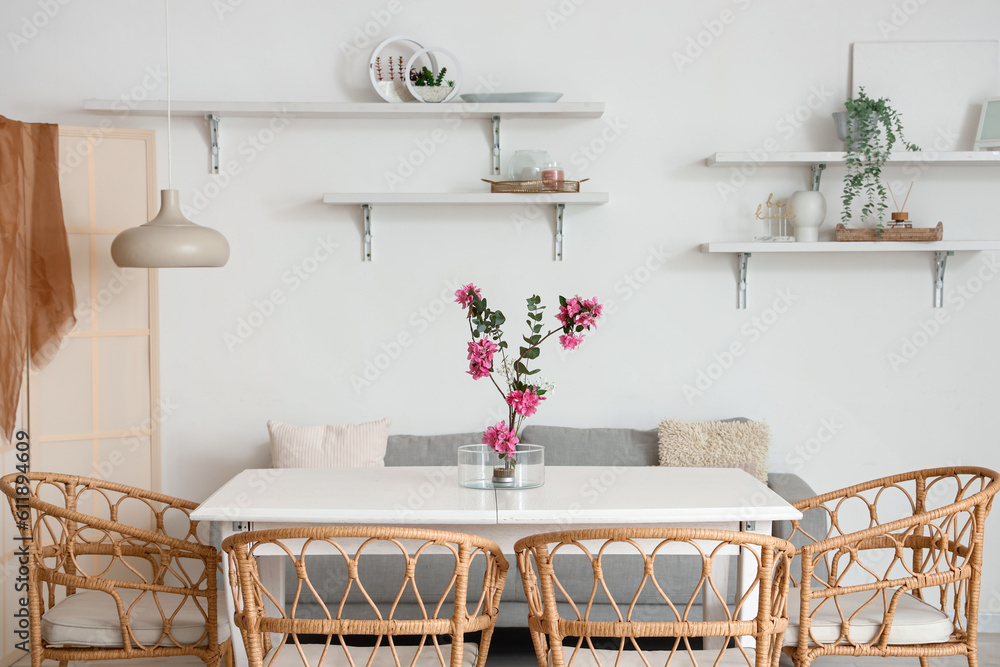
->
<box><xmin>455</xmin><ymin>283</ymin><xmax>481</xmax><ymax>309</ymax></box>
<box><xmin>483</xmin><ymin>421</ymin><xmax>519</xmax><ymax>455</ymax></box>
<box><xmin>466</xmin><ymin>339</ymin><xmax>498</xmax><ymax>379</ymax></box>
<box><xmin>506</xmin><ymin>387</ymin><xmax>546</xmax><ymax>417</ymax></box>
<box><xmin>558</xmin><ymin>296</ymin><xmax>603</xmax><ymax>332</ymax></box>
<box><xmin>559</xmin><ymin>333</ymin><xmax>583</xmax><ymax>350</ymax></box>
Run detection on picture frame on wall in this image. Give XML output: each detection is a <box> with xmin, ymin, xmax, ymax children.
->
<box><xmin>974</xmin><ymin>98</ymin><xmax>1000</xmax><ymax>150</ymax></box>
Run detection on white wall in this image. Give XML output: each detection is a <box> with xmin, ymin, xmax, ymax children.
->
<box><xmin>4</xmin><ymin>0</ymin><xmax>1000</xmax><ymax>623</ymax></box>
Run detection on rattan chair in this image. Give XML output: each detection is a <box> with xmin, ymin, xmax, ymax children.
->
<box><xmin>514</xmin><ymin>527</ymin><xmax>796</xmax><ymax>667</ymax></box>
<box><xmin>782</xmin><ymin>466</ymin><xmax>999</xmax><ymax>667</ymax></box>
<box><xmin>221</xmin><ymin>526</ymin><xmax>509</xmax><ymax>667</ymax></box>
<box><xmin>0</xmin><ymin>472</ymin><xmax>229</xmax><ymax>667</ymax></box>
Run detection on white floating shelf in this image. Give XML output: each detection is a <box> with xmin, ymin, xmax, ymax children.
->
<box><xmin>84</xmin><ymin>99</ymin><xmax>604</xmax><ymax>175</ymax></box>
<box><xmin>84</xmin><ymin>99</ymin><xmax>605</xmax><ymax>119</ymax></box>
<box><xmin>323</xmin><ymin>192</ymin><xmax>609</xmax><ymax>205</ymax></box>
<box><xmin>702</xmin><ymin>241</ymin><xmax>1000</xmax><ymax>253</ymax></box>
<box><xmin>707</xmin><ymin>151</ymin><xmax>1000</xmax><ymax>167</ymax></box>
<box><xmin>323</xmin><ymin>192</ymin><xmax>609</xmax><ymax>262</ymax></box>
<box><xmin>702</xmin><ymin>241</ymin><xmax>1000</xmax><ymax>309</ymax></box>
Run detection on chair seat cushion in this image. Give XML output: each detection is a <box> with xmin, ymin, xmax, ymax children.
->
<box><xmin>42</xmin><ymin>589</ymin><xmax>229</xmax><ymax>648</ymax></box>
<box><xmin>552</xmin><ymin>648</ymin><xmax>758</xmax><ymax>666</ymax></box>
<box><xmin>784</xmin><ymin>589</ymin><xmax>954</xmax><ymax>646</ymax></box>
<box><xmin>263</xmin><ymin>642</ymin><xmax>479</xmax><ymax>667</ymax></box>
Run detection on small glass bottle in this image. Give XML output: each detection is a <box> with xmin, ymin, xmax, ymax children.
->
<box><xmin>541</xmin><ymin>161</ymin><xmax>564</xmax><ymax>181</ymax></box>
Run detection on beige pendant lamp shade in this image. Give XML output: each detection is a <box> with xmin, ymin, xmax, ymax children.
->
<box><xmin>111</xmin><ymin>190</ymin><xmax>229</xmax><ymax>267</ymax></box>
<box><xmin>111</xmin><ymin>0</ymin><xmax>229</xmax><ymax>268</ymax></box>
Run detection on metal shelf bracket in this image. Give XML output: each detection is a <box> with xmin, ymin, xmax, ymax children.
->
<box><xmin>811</xmin><ymin>163</ymin><xmax>827</xmax><ymax>190</ymax></box>
<box><xmin>206</xmin><ymin>114</ymin><xmax>221</xmax><ymax>174</ymax></box>
<box><xmin>492</xmin><ymin>115</ymin><xmax>501</xmax><ymax>175</ymax></box>
<box><xmin>555</xmin><ymin>203</ymin><xmax>565</xmax><ymax>261</ymax></box>
<box><xmin>934</xmin><ymin>251</ymin><xmax>953</xmax><ymax>307</ymax></box>
<box><xmin>738</xmin><ymin>252</ymin><xmax>751</xmax><ymax>309</ymax></box>
<box><xmin>362</xmin><ymin>204</ymin><xmax>373</xmax><ymax>262</ymax></box>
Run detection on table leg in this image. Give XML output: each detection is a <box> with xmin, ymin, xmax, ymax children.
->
<box><xmin>218</xmin><ymin>522</ymin><xmax>247</xmax><ymax>667</ymax></box>
<box><xmin>737</xmin><ymin>520</ymin><xmax>771</xmax><ymax>649</ymax></box>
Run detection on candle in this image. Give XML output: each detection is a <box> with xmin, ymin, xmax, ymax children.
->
<box><xmin>541</xmin><ymin>162</ymin><xmax>564</xmax><ymax>181</ymax></box>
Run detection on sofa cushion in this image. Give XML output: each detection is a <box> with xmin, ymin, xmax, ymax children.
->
<box><xmin>784</xmin><ymin>589</ymin><xmax>954</xmax><ymax>646</ymax></box>
<box><xmin>658</xmin><ymin>419</ymin><xmax>769</xmax><ymax>483</ymax></box>
<box><xmin>268</xmin><ymin>417</ymin><xmax>390</xmax><ymax>468</ymax></box>
<box><xmin>518</xmin><ymin>425</ymin><xmax>658</xmax><ymax>466</ymax></box>
<box><xmin>384</xmin><ymin>432</ymin><xmax>484</xmax><ymax>467</ymax></box>
<box><xmin>41</xmin><ymin>589</ymin><xmax>229</xmax><ymax>647</ymax></box>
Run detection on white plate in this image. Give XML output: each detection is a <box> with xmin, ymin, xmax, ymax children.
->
<box><xmin>459</xmin><ymin>92</ymin><xmax>563</xmax><ymax>103</ymax></box>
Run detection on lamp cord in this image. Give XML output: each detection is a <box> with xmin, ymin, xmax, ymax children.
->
<box><xmin>164</xmin><ymin>0</ymin><xmax>172</xmax><ymax>190</ymax></box>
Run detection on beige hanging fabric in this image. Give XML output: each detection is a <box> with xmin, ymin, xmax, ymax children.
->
<box><xmin>0</xmin><ymin>116</ymin><xmax>76</xmax><ymax>442</ymax></box>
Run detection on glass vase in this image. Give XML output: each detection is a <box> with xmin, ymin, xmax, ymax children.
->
<box><xmin>457</xmin><ymin>444</ymin><xmax>545</xmax><ymax>489</ymax></box>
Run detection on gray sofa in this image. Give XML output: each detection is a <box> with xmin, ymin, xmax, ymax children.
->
<box><xmin>288</xmin><ymin>424</ymin><xmax>822</xmax><ymax>627</ymax></box>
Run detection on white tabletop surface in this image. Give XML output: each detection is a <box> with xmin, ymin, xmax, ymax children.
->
<box><xmin>494</xmin><ymin>466</ymin><xmax>801</xmax><ymax>523</ymax></box>
<box><xmin>192</xmin><ymin>467</ymin><xmax>497</xmax><ymax>524</ymax></box>
<box><xmin>192</xmin><ymin>466</ymin><xmax>801</xmax><ymax>525</ymax></box>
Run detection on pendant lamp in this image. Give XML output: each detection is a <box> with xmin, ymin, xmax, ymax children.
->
<box><xmin>111</xmin><ymin>0</ymin><xmax>229</xmax><ymax>268</ymax></box>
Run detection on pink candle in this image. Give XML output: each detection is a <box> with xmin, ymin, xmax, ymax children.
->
<box><xmin>541</xmin><ymin>162</ymin><xmax>564</xmax><ymax>181</ymax></box>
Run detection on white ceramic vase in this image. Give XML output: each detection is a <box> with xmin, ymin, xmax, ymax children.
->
<box><xmin>790</xmin><ymin>191</ymin><xmax>826</xmax><ymax>242</ymax></box>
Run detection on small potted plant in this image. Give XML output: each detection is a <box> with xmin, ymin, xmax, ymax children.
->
<box><xmin>837</xmin><ymin>87</ymin><xmax>920</xmax><ymax>231</ymax></box>
<box><xmin>408</xmin><ymin>65</ymin><xmax>455</xmax><ymax>103</ymax></box>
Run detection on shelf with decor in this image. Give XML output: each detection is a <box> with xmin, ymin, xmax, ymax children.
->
<box><xmin>707</xmin><ymin>151</ymin><xmax>1000</xmax><ymax>168</ymax></box>
<box><xmin>701</xmin><ymin>241</ymin><xmax>1000</xmax><ymax>309</ymax></box>
<box><xmin>83</xmin><ymin>99</ymin><xmax>605</xmax><ymax>174</ymax></box>
<box><xmin>323</xmin><ymin>192</ymin><xmax>609</xmax><ymax>262</ymax></box>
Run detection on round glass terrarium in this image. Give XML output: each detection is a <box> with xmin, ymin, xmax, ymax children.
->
<box><xmin>457</xmin><ymin>444</ymin><xmax>544</xmax><ymax>490</ymax></box>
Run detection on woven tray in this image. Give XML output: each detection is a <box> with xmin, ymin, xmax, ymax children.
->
<box><xmin>482</xmin><ymin>178</ymin><xmax>589</xmax><ymax>193</ymax></box>
<box><xmin>835</xmin><ymin>222</ymin><xmax>943</xmax><ymax>242</ymax></box>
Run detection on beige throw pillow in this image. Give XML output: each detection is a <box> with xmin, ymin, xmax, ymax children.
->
<box><xmin>657</xmin><ymin>419</ymin><xmax>770</xmax><ymax>484</ymax></box>
<box><xmin>268</xmin><ymin>417</ymin><xmax>390</xmax><ymax>468</ymax></box>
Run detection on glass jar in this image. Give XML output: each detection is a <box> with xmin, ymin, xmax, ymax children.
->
<box><xmin>508</xmin><ymin>150</ymin><xmax>552</xmax><ymax>180</ymax></box>
<box><xmin>541</xmin><ymin>161</ymin><xmax>565</xmax><ymax>181</ymax></box>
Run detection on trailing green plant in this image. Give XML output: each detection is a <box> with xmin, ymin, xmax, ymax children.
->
<box><xmin>841</xmin><ymin>87</ymin><xmax>920</xmax><ymax>230</ymax></box>
<box><xmin>410</xmin><ymin>66</ymin><xmax>449</xmax><ymax>87</ymax></box>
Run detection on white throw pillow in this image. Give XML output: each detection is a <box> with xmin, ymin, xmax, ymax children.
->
<box><xmin>268</xmin><ymin>418</ymin><xmax>390</xmax><ymax>468</ymax></box>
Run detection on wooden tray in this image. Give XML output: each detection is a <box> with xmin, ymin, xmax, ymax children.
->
<box><xmin>482</xmin><ymin>178</ymin><xmax>588</xmax><ymax>193</ymax></box>
<box><xmin>835</xmin><ymin>222</ymin><xmax>943</xmax><ymax>242</ymax></box>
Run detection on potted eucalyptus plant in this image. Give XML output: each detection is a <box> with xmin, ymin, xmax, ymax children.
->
<box><xmin>837</xmin><ymin>87</ymin><xmax>920</xmax><ymax>230</ymax></box>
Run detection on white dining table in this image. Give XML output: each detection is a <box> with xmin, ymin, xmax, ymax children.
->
<box><xmin>193</xmin><ymin>465</ymin><xmax>801</xmax><ymax>666</ymax></box>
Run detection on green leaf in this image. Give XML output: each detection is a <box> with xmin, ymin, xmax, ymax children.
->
<box><xmin>524</xmin><ymin>347</ymin><xmax>540</xmax><ymax>360</ymax></box>
<box><xmin>514</xmin><ymin>361</ymin><xmax>529</xmax><ymax>375</ymax></box>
